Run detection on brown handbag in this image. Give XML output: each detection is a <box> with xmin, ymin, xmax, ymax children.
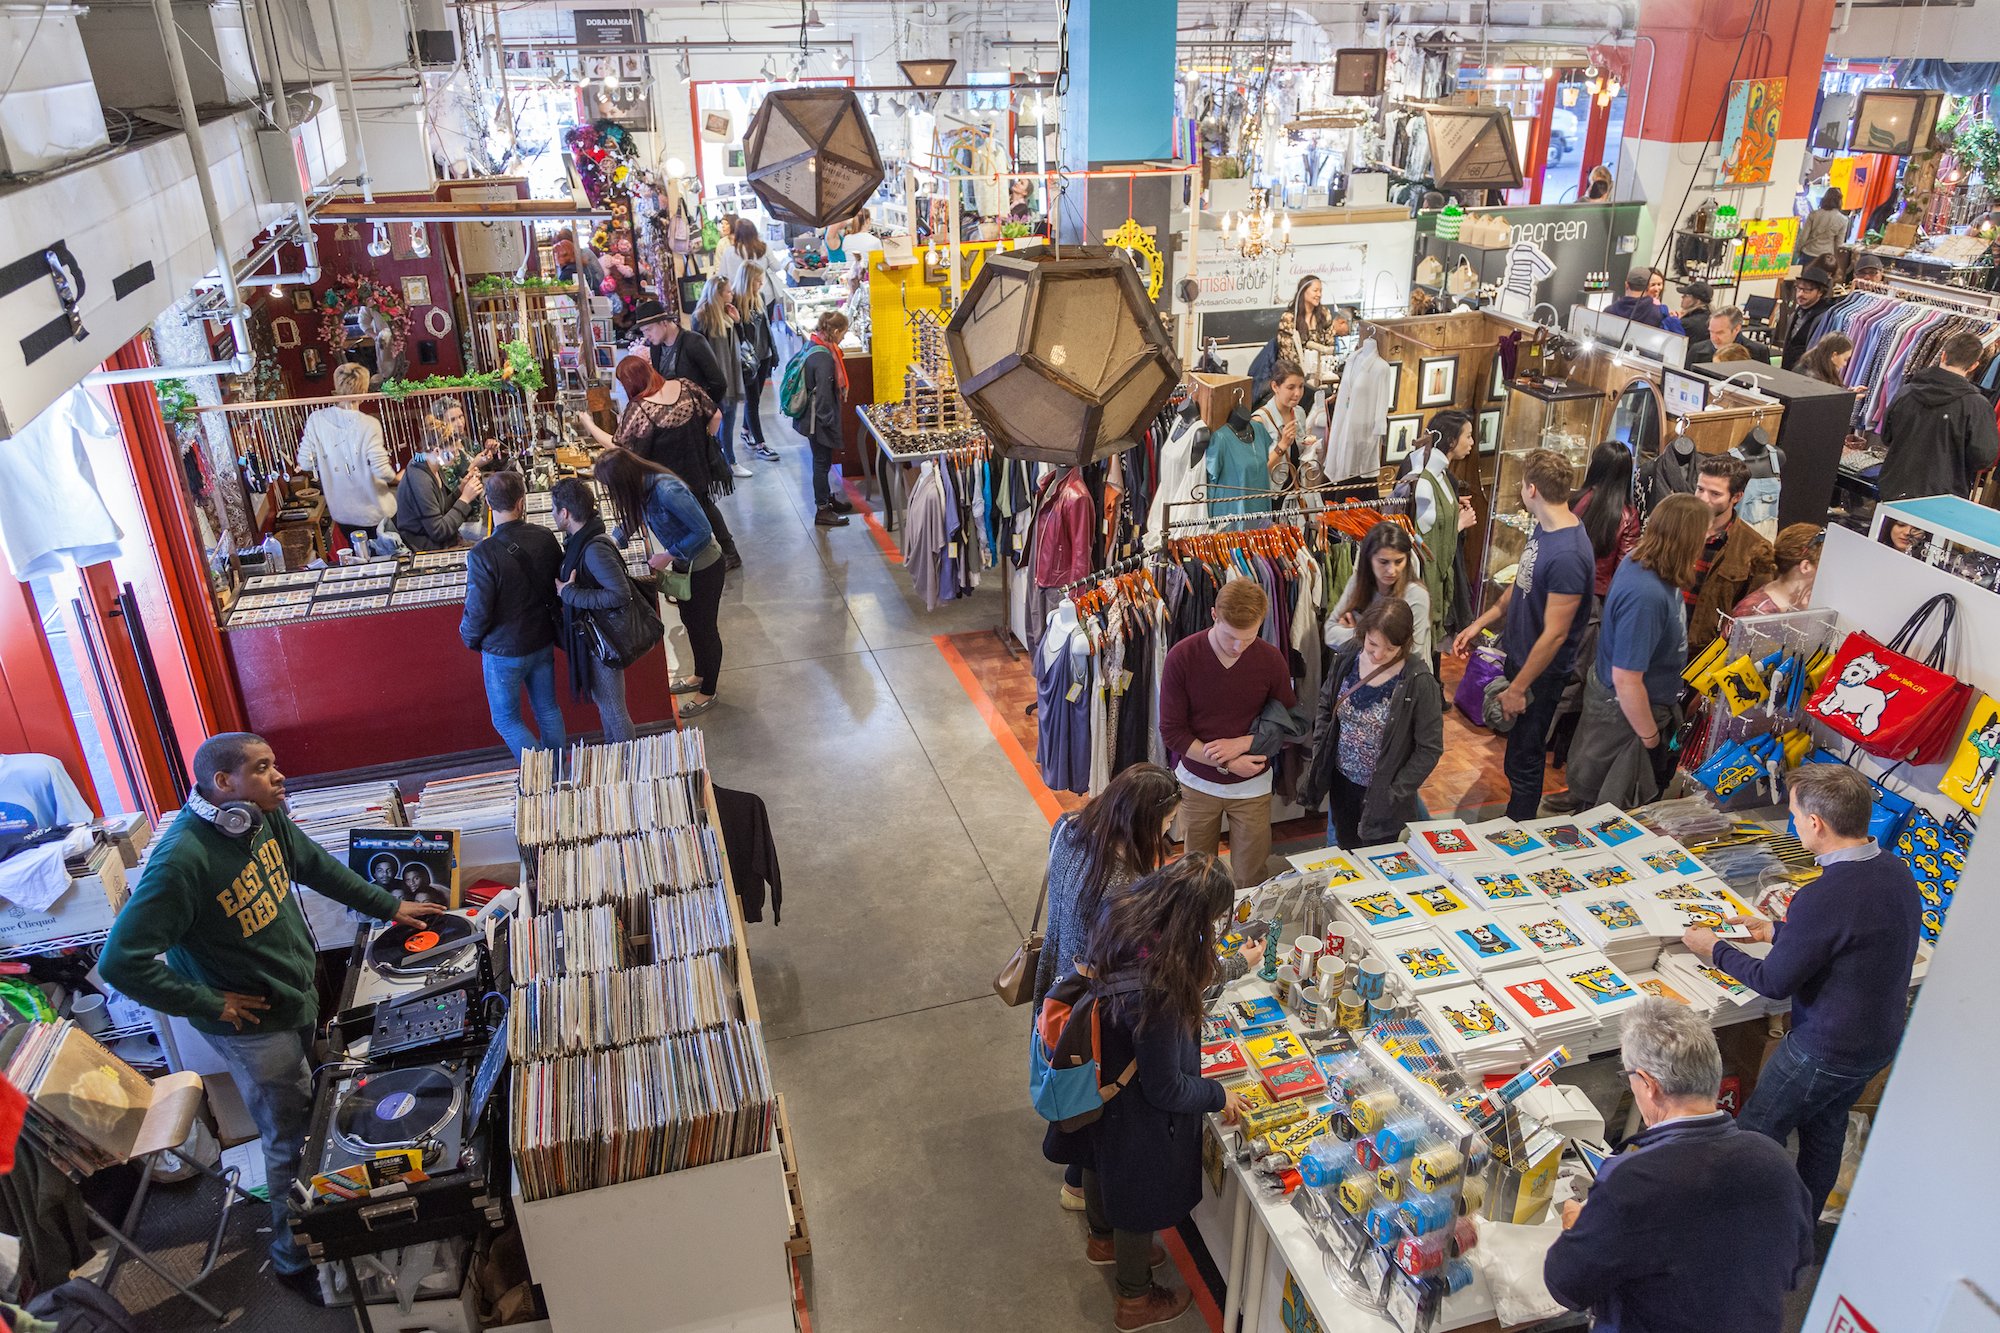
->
<box><xmin>993</xmin><ymin>871</ymin><xmax>1048</xmax><ymax>1006</ymax></box>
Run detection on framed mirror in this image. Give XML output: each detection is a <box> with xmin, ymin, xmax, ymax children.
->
<box><xmin>1607</xmin><ymin>377</ymin><xmax>1663</xmax><ymax>460</ymax></box>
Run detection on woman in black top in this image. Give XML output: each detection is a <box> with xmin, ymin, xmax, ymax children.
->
<box><xmin>577</xmin><ymin>356</ymin><xmax>739</xmax><ymax>568</ymax></box>
<box><xmin>1298</xmin><ymin>598</ymin><xmax>1443</xmax><ymax>847</ymax></box>
<box><xmin>1053</xmin><ymin>855</ymin><xmax>1247</xmax><ymax>1330</ymax></box>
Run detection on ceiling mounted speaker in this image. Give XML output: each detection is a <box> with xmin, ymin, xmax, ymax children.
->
<box><xmin>743</xmin><ymin>88</ymin><xmax>885</xmax><ymax>227</ymax></box>
<box><xmin>946</xmin><ymin>245</ymin><xmax>1183</xmax><ymax>467</ymax></box>
<box><xmin>1421</xmin><ymin>104</ymin><xmax>1525</xmax><ymax>191</ymax></box>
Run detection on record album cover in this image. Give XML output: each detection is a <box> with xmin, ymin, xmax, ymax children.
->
<box><xmin>350</xmin><ymin>828</ymin><xmax>461</xmax><ymax>906</ymax></box>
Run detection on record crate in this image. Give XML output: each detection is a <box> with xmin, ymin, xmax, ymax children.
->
<box><xmin>776</xmin><ymin>1093</ymin><xmax>810</xmax><ymax>1258</ymax></box>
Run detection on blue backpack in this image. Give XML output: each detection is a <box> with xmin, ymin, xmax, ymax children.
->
<box><xmin>778</xmin><ymin>343</ymin><xmax>820</xmax><ymax>423</ymax></box>
<box><xmin>1030</xmin><ymin>971</ymin><xmax>1142</xmax><ymax>1130</ymax></box>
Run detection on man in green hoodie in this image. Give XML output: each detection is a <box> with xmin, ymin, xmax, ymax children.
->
<box><xmin>101</xmin><ymin>733</ymin><xmax>439</xmax><ymax>1301</ymax></box>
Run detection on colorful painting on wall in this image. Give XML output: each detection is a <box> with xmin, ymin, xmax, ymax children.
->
<box><xmin>1737</xmin><ymin>218</ymin><xmax>1799</xmax><ymax>277</ymax></box>
<box><xmin>1721</xmin><ymin>78</ymin><xmax>1785</xmax><ymax>186</ymax></box>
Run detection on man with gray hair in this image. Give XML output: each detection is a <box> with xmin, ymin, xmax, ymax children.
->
<box><xmin>1683</xmin><ymin>761</ymin><xmax>1920</xmax><ymax>1223</ymax></box>
<box><xmin>1545</xmin><ymin>999</ymin><xmax>1813</xmax><ymax>1331</ymax></box>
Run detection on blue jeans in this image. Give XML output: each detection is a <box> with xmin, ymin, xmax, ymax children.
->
<box><xmin>481</xmin><ymin>646</ymin><xmax>565</xmax><ymax>760</ymax></box>
<box><xmin>718</xmin><ymin>401</ymin><xmax>741</xmax><ymax>464</ymax></box>
<box><xmin>207</xmin><ymin>1026</ymin><xmax>315</xmax><ymax>1274</ymax></box>
<box><xmin>1736</xmin><ymin>1033</ymin><xmax>1881</xmax><ymax>1222</ymax></box>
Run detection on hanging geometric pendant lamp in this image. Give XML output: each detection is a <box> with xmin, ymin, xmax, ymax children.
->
<box><xmin>743</xmin><ymin>87</ymin><xmax>885</xmax><ymax>227</ymax></box>
<box><xmin>946</xmin><ymin>245</ymin><xmax>1183</xmax><ymax>467</ymax></box>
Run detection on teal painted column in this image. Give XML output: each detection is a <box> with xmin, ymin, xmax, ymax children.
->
<box><xmin>1062</xmin><ymin>0</ymin><xmax>1177</xmax><ymax>168</ymax></box>
<box><xmin>1057</xmin><ymin>0</ymin><xmax>1179</xmax><ymax>268</ymax></box>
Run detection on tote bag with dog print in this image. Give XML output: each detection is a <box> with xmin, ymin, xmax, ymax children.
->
<box><xmin>1805</xmin><ymin>594</ymin><xmax>1974</xmax><ymax>766</ymax></box>
<box><xmin>1941</xmin><ymin>692</ymin><xmax>2000</xmax><ymax>816</ymax></box>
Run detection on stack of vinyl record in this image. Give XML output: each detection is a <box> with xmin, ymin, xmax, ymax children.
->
<box><xmin>408</xmin><ymin>770</ymin><xmax>520</xmax><ymax>840</ymax></box>
<box><xmin>507</xmin><ymin>731</ymin><xmax>775</xmax><ymax>1201</ymax></box>
<box><xmin>284</xmin><ymin>780</ymin><xmax>408</xmax><ymax>862</ymax></box>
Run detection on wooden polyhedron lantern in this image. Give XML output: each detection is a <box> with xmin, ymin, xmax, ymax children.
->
<box><xmin>743</xmin><ymin>88</ymin><xmax>884</xmax><ymax>228</ymax></box>
<box><xmin>945</xmin><ymin>245</ymin><xmax>1182</xmax><ymax>467</ymax></box>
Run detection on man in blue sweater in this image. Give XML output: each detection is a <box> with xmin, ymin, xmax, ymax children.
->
<box><xmin>1682</xmin><ymin>763</ymin><xmax>1920</xmax><ymax>1221</ymax></box>
<box><xmin>1545</xmin><ymin>999</ymin><xmax>1812</xmax><ymax>1332</ymax></box>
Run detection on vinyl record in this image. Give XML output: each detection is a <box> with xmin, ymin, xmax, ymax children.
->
<box><xmin>335</xmin><ymin>1066</ymin><xmax>459</xmax><ymax>1149</ymax></box>
<box><xmin>368</xmin><ymin>912</ymin><xmax>475</xmax><ymax>978</ymax></box>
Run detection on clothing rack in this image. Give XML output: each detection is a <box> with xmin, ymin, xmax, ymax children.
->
<box><xmin>1162</xmin><ymin>489</ymin><xmax>1412</xmax><ymax>534</ymax></box>
<box><xmin>1853</xmin><ymin>274</ymin><xmax>2000</xmax><ymax>318</ymax></box>
<box><xmin>1058</xmin><ymin>552</ymin><xmax>1152</xmax><ymax>598</ymax></box>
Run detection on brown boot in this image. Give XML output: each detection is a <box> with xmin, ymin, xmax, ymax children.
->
<box><xmin>1113</xmin><ymin>1284</ymin><xmax>1192</xmax><ymax>1331</ymax></box>
<box><xmin>1085</xmin><ymin>1233</ymin><xmax>1168</xmax><ymax>1268</ymax></box>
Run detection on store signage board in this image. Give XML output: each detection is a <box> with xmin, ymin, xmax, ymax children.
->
<box><xmin>1190</xmin><ymin>237</ymin><xmax>1368</xmax><ymax>313</ymax></box>
<box><xmin>1468</xmin><ymin>202</ymin><xmax>1644</xmax><ymax>315</ymax></box>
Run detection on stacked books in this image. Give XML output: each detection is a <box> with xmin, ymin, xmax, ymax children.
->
<box><xmin>1436</xmin><ymin>912</ymin><xmax>1538</xmax><ymax>975</ymax></box>
<box><xmin>1417</xmin><ymin>983</ymin><xmax>1531</xmax><ymax>1075</ymax></box>
<box><xmin>1561</xmin><ymin>889</ymin><xmax>1667</xmax><ymax>973</ymax></box>
<box><xmin>1546</xmin><ymin>951</ymin><xmax>1646</xmax><ymax>1021</ymax></box>
<box><xmin>1487</xmin><ymin>966</ymin><xmax>1599</xmax><ymax>1050</ymax></box>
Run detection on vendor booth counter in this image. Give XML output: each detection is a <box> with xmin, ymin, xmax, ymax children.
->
<box><xmin>224</xmin><ymin>603</ymin><xmax>674</xmax><ymax>777</ymax></box>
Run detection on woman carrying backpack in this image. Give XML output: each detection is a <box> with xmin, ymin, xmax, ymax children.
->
<box><xmin>793</xmin><ymin>310</ymin><xmax>853</xmax><ymax>528</ymax></box>
<box><xmin>1048</xmin><ymin>855</ymin><xmax>1249</xmax><ymax>1331</ymax></box>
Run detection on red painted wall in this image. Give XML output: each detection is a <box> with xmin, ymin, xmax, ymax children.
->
<box><xmin>1634</xmin><ymin>0</ymin><xmax>1840</xmax><ymax>144</ymax></box>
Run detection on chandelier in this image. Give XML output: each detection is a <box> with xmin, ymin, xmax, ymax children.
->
<box><xmin>1583</xmin><ymin>66</ymin><xmax>1622</xmax><ymax>109</ymax></box>
<box><xmin>1221</xmin><ymin>189</ymin><xmax>1292</xmax><ymax>259</ymax></box>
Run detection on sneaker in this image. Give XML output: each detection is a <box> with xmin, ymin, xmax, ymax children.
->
<box><xmin>1086</xmin><ymin>1234</ymin><xmax>1167</xmax><ymax>1269</ymax></box>
<box><xmin>729</xmin><ymin>462</ymin><xmax>754</xmax><ymax>479</ymax></box>
<box><xmin>1113</xmin><ymin>1284</ymin><xmax>1192</xmax><ymax>1332</ymax></box>
<box><xmin>273</xmin><ymin>1266</ymin><xmax>328</xmax><ymax>1306</ymax></box>
<box><xmin>815</xmin><ymin>507</ymin><xmax>850</xmax><ymax>528</ymax></box>
<box><xmin>1060</xmin><ymin>1183</ymin><xmax>1087</xmax><ymax>1212</ymax></box>
<box><xmin>754</xmin><ymin>444</ymin><xmax>781</xmax><ymax>462</ymax></box>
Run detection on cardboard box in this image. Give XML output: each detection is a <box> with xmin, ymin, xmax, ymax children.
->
<box><xmin>1187</xmin><ymin>372</ymin><xmax>1252</xmax><ymax>429</ymax></box>
<box><xmin>0</xmin><ymin>855</ymin><xmax>125</xmax><ymax>950</ymax></box>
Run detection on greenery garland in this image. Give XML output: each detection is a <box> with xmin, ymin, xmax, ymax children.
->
<box><xmin>470</xmin><ymin>274</ymin><xmax>580</xmax><ymax>296</ymax></box>
<box><xmin>378</xmin><ymin>339</ymin><xmax>544</xmax><ymax>400</ymax></box>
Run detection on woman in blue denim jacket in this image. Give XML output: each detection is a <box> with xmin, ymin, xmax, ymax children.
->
<box><xmin>595</xmin><ymin>448</ymin><xmax>726</xmax><ymax>717</ymax></box>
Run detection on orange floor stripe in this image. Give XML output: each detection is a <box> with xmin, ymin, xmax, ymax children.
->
<box><xmin>843</xmin><ymin>477</ymin><xmax>903</xmax><ymax>563</ymax></box>
<box><xmin>932</xmin><ymin>634</ymin><xmax>1066</xmax><ymax>826</ymax></box>
<box><xmin>1162</xmin><ymin>1228</ymin><xmax>1226</xmax><ymax>1333</ymax></box>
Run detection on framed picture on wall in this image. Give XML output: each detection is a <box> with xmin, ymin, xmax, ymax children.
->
<box><xmin>1487</xmin><ymin>357</ymin><xmax>1508</xmax><ymax>402</ymax></box>
<box><xmin>401</xmin><ymin>276</ymin><xmax>431</xmax><ymax>307</ymax></box>
<box><xmin>291</xmin><ymin>289</ymin><xmax>314</xmax><ymax>313</ymax></box>
<box><xmin>1476</xmin><ymin>408</ymin><xmax>1503</xmax><ymax>454</ymax></box>
<box><xmin>302</xmin><ymin>348</ymin><xmax>324</xmax><ymax>377</ymax></box>
<box><xmin>1382</xmin><ymin>361</ymin><xmax>1403</xmax><ymax>412</ymax></box>
<box><xmin>1385</xmin><ymin>413</ymin><xmax>1423</xmax><ymax>463</ymax></box>
<box><xmin>1417</xmin><ymin>356</ymin><xmax>1458</xmax><ymax>408</ymax></box>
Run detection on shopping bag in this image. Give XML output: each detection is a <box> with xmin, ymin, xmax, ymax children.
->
<box><xmin>1892</xmin><ymin>806</ymin><xmax>1973</xmax><ymax>944</ymax></box>
<box><xmin>1804</xmin><ymin>594</ymin><xmax>1974</xmax><ymax>764</ymax></box>
<box><xmin>1692</xmin><ymin>735</ymin><xmax>1775</xmax><ymax>800</ymax></box>
<box><xmin>1453</xmin><ymin>641</ymin><xmax>1506</xmax><ymax>726</ymax></box>
<box><xmin>1940</xmin><ymin>692</ymin><xmax>2000</xmax><ymax>816</ymax></box>
<box><xmin>1794</xmin><ymin>749</ymin><xmax>1914</xmax><ymax>845</ymax></box>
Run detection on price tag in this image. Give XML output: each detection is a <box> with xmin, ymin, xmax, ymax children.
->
<box><xmin>1064</xmin><ymin>682</ymin><xmax>1082</xmax><ymax>703</ymax></box>
<box><xmin>1117</xmin><ymin>669</ymin><xmax>1135</xmax><ymax>694</ymax></box>
<box><xmin>948</xmin><ymin>542</ymin><xmax>959</xmax><ymax>559</ymax></box>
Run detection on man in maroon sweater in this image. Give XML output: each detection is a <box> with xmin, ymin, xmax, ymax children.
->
<box><xmin>1159</xmin><ymin>578</ymin><xmax>1297</xmax><ymax>889</ymax></box>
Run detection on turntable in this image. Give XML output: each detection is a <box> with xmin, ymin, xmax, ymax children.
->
<box><xmin>334</xmin><ymin>908</ymin><xmax>493</xmax><ymax>1056</ymax></box>
<box><xmin>294</xmin><ymin>1054</ymin><xmax>505</xmax><ymax>1262</ymax></box>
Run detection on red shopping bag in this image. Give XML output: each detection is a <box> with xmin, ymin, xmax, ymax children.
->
<box><xmin>1805</xmin><ymin>594</ymin><xmax>1974</xmax><ymax>764</ymax></box>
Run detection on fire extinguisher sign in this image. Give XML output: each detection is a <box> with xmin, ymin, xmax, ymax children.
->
<box><xmin>1826</xmin><ymin>1298</ymin><xmax>1879</xmax><ymax>1333</ymax></box>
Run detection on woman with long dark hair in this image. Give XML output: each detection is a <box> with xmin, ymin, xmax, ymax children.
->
<box><xmin>1572</xmin><ymin>442</ymin><xmax>1640</xmax><ymax>598</ymax></box>
<box><xmin>1793</xmin><ymin>332</ymin><xmax>1854</xmax><ymax>386</ymax></box>
<box><xmin>592</xmin><ymin>445</ymin><xmax>726</xmax><ymax>716</ymax></box>
<box><xmin>1061</xmin><ymin>855</ymin><xmax>1248</xmax><ymax>1329</ymax></box>
<box><xmin>577</xmin><ymin>356</ymin><xmax>737</xmax><ymax>569</ymax></box>
<box><xmin>1301</xmin><ymin>598</ymin><xmax>1443</xmax><ymax>847</ymax></box>
<box><xmin>1327</xmin><ymin>520</ymin><xmax>1433</xmax><ymax>663</ymax></box>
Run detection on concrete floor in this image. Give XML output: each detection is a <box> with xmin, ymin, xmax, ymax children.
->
<box><xmin>690</xmin><ymin>429</ymin><xmax>1148</xmax><ymax>1329</ymax></box>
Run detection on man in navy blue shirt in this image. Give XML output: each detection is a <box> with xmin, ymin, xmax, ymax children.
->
<box><xmin>1546</xmin><ymin>999</ymin><xmax>1812</xmax><ymax>1333</ymax></box>
<box><xmin>1683</xmin><ymin>763</ymin><xmax>1920</xmax><ymax>1221</ymax></box>
<box><xmin>1452</xmin><ymin>449</ymin><xmax>1594</xmax><ymax>818</ymax></box>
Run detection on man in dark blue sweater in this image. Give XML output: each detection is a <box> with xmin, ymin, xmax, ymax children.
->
<box><xmin>1683</xmin><ymin>763</ymin><xmax>1920</xmax><ymax>1220</ymax></box>
<box><xmin>1545</xmin><ymin>999</ymin><xmax>1812</xmax><ymax>1332</ymax></box>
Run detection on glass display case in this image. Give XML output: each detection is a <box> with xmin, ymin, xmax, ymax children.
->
<box><xmin>1481</xmin><ymin>379</ymin><xmax>1603</xmax><ymax>598</ymax></box>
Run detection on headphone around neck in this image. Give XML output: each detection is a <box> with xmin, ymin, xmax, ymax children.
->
<box><xmin>193</xmin><ymin>791</ymin><xmax>262</xmax><ymax>838</ymax></box>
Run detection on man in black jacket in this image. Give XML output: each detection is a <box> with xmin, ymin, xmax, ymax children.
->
<box><xmin>1877</xmin><ymin>330</ymin><xmax>2000</xmax><ymax>501</ymax></box>
<box><xmin>1676</xmin><ymin>279</ymin><xmax>1713</xmax><ymax>348</ymax></box>
<box><xmin>632</xmin><ymin>300</ymin><xmax>725</xmax><ymax>404</ymax></box>
<box><xmin>1544</xmin><ymin>999</ymin><xmax>1813</xmax><ymax>1333</ymax></box>
<box><xmin>1780</xmin><ymin>266</ymin><xmax>1840</xmax><ymax>369</ymax></box>
<box><xmin>1689</xmin><ymin>304</ymin><xmax>1775</xmax><ymax>366</ymax></box>
<box><xmin>460</xmin><ymin>471</ymin><xmax>567</xmax><ymax>760</ymax></box>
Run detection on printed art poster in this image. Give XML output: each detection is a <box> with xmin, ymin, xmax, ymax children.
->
<box><xmin>1721</xmin><ymin>78</ymin><xmax>1784</xmax><ymax>186</ymax></box>
<box><xmin>1737</xmin><ymin>218</ymin><xmax>1799</xmax><ymax>277</ymax></box>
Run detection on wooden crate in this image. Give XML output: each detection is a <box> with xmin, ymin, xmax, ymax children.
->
<box><xmin>776</xmin><ymin>1094</ymin><xmax>810</xmax><ymax>1258</ymax></box>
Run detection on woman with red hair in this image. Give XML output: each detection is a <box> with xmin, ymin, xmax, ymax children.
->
<box><xmin>577</xmin><ymin>356</ymin><xmax>733</xmax><ymax>564</ymax></box>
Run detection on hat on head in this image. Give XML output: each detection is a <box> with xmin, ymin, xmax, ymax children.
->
<box><xmin>1800</xmin><ymin>265</ymin><xmax>1834</xmax><ymax>289</ymax></box>
<box><xmin>630</xmin><ymin>299</ymin><xmax>672</xmax><ymax>326</ymax></box>
<box><xmin>1855</xmin><ymin>253</ymin><xmax>1886</xmax><ymax>274</ymax></box>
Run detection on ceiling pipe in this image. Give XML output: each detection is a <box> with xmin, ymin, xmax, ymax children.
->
<box><xmin>87</xmin><ymin>0</ymin><xmax>256</xmax><ymax>386</ymax></box>
<box><xmin>322</xmin><ymin>0</ymin><xmax>374</xmax><ymax>203</ymax></box>
<box><xmin>231</xmin><ymin>202</ymin><xmax>323</xmax><ymax>290</ymax></box>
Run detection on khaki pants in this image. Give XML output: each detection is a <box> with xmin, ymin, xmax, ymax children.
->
<box><xmin>1179</xmin><ymin>786</ymin><xmax>1274</xmax><ymax>891</ymax></box>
